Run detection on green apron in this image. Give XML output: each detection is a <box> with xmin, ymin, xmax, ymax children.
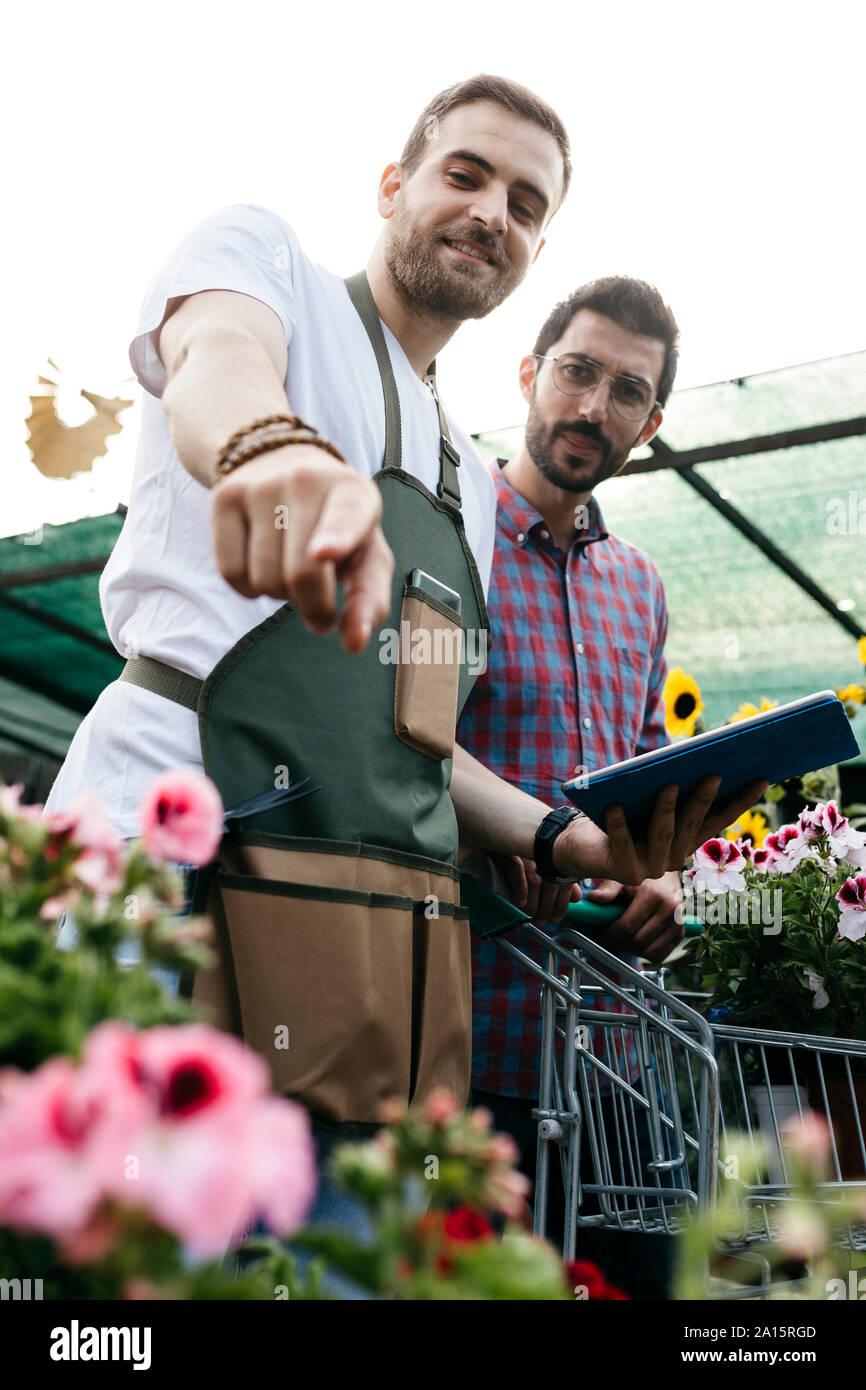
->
<box><xmin>120</xmin><ymin>271</ymin><xmax>490</xmax><ymax>1125</ymax></box>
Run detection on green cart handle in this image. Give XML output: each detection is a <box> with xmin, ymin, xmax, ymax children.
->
<box><xmin>563</xmin><ymin>899</ymin><xmax>704</xmax><ymax>936</ymax></box>
<box><xmin>461</xmin><ymin>873</ymin><xmax>703</xmax><ymax>939</ymax></box>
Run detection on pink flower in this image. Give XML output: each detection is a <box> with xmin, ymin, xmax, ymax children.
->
<box><xmin>48</xmin><ymin>793</ymin><xmax>125</xmax><ymax>894</ymax></box>
<box><xmin>781</xmin><ymin>1111</ymin><xmax>831</xmax><ymax>1179</ymax></box>
<box><xmin>691</xmin><ymin>839</ymin><xmax>747</xmax><ymax>894</ymax></box>
<box><xmin>776</xmin><ymin>1205</ymin><xmax>827</xmax><ymax>1260</ymax></box>
<box><xmin>117</xmin><ymin>1092</ymin><xmax>314</xmax><ymax>1259</ymax></box>
<box><xmin>467</xmin><ymin>1106</ymin><xmax>494</xmax><ymax>1134</ymax></box>
<box><xmin>749</xmin><ymin>848</ymin><xmax>773</xmax><ymax>873</ymax></box>
<box><xmin>797</xmin><ymin>806</ymin><xmax>823</xmax><ymax>841</ymax></box>
<box><xmin>0</xmin><ymin>1052</ymin><xmax>140</xmax><ymax>1238</ymax></box>
<box><xmin>485</xmin><ymin>1132</ymin><xmax>519</xmax><ymax>1165</ymax></box>
<box><xmin>0</xmin><ymin>783</ymin><xmax>45</xmax><ymax>822</ymax></box>
<box><xmin>139</xmin><ymin>771</ymin><xmax>224</xmax><ymax>867</ymax></box>
<box><xmin>244</xmin><ymin>1098</ymin><xmax>317</xmax><ymax>1239</ymax></box>
<box><xmin>484</xmin><ymin>1166</ymin><xmax>531</xmax><ymax>1219</ymax></box>
<box><xmin>763</xmin><ymin>824</ymin><xmax>803</xmax><ymax>874</ymax></box>
<box><xmin>423</xmin><ymin>1087</ymin><xmax>461</xmax><ymax>1125</ymax></box>
<box><xmin>0</xmin><ymin>1021</ymin><xmax>316</xmax><ymax>1261</ymax></box>
<box><xmin>133</xmin><ymin>1024</ymin><xmax>270</xmax><ymax>1120</ymax></box>
<box><xmin>836</xmin><ymin>875</ymin><xmax>866</xmax><ymax>942</ymax></box>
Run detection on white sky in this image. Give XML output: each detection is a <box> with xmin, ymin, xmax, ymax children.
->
<box><xmin>2</xmin><ymin>0</ymin><xmax>864</xmax><ymax>538</ymax></box>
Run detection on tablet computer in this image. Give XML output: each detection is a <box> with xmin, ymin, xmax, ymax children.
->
<box><xmin>560</xmin><ymin>690</ymin><xmax>860</xmax><ymax>835</ymax></box>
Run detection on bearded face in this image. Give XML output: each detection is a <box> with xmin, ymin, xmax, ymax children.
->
<box><xmin>524</xmin><ymin>388</ymin><xmax>634</xmax><ymax>494</ymax></box>
<box><xmin>384</xmin><ymin>198</ymin><xmax>526</xmax><ymax>321</ymax></box>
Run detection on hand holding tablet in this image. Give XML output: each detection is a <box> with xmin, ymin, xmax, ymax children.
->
<box><xmin>554</xmin><ymin>692</ymin><xmax>859</xmax><ymax>885</ymax></box>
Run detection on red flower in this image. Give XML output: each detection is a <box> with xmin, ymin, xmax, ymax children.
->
<box><xmin>414</xmin><ymin>1206</ymin><xmax>496</xmax><ymax>1276</ymax></box>
<box><xmin>565</xmin><ymin>1258</ymin><xmax>630</xmax><ymax>1300</ymax></box>
<box><xmin>443</xmin><ymin>1206</ymin><xmax>495</xmax><ymax>1243</ymax></box>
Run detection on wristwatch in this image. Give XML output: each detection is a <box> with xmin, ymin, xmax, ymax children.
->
<box><xmin>534</xmin><ymin>806</ymin><xmax>584</xmax><ymax>884</ymax></box>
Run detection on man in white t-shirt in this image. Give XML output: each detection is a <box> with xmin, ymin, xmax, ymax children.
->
<box><xmin>46</xmin><ymin>73</ymin><xmax>746</xmax><ymax>897</ymax></box>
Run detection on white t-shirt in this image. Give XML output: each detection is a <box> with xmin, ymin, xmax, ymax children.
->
<box><xmin>44</xmin><ymin>204</ymin><xmax>496</xmax><ymax>838</ymax></box>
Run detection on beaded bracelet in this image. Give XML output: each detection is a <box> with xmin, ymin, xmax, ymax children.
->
<box><xmin>214</xmin><ymin>424</ymin><xmax>348</xmax><ymax>479</ymax></box>
<box><xmin>219</xmin><ymin>413</ymin><xmax>305</xmax><ymax>459</ymax></box>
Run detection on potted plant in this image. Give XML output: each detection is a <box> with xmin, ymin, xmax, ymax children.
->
<box><xmin>678</xmin><ymin>801</ymin><xmax>866</xmax><ymax>1177</ymax></box>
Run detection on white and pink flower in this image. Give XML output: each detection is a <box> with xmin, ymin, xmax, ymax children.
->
<box><xmin>762</xmin><ymin>824</ymin><xmax>804</xmax><ymax>874</ymax></box>
<box><xmin>691</xmin><ymin>838</ymin><xmax>747</xmax><ymax>894</ymax></box>
<box><xmin>139</xmin><ymin>771</ymin><xmax>224</xmax><ymax>868</ymax></box>
<box><xmin>803</xmin><ymin>970</ymin><xmax>829</xmax><ymax>1009</ymax></box>
<box><xmin>749</xmin><ymin>847</ymin><xmax>773</xmax><ymax>873</ymax></box>
<box><xmin>836</xmin><ymin>875</ymin><xmax>866</xmax><ymax>942</ymax></box>
<box><xmin>818</xmin><ymin>801</ymin><xmax>866</xmax><ymax>861</ymax></box>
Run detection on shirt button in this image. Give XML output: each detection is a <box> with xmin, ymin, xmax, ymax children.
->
<box><xmin>540</xmin><ymin>529</ymin><xmax>550</xmax><ymax>540</ymax></box>
<box><xmin>583</xmin><ymin>716</ymin><xmax>591</xmax><ymax>730</ymax></box>
<box><xmin>576</xmin><ymin>642</ymin><xmax>584</xmax><ymax>655</ymax></box>
<box><xmin>517</xmin><ymin>532</ymin><xmax>526</xmax><ymax>544</ymax></box>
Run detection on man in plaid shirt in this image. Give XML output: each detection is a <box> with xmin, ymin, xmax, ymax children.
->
<box><xmin>458</xmin><ymin>276</ymin><xmax>684</xmax><ymax>1297</ymax></box>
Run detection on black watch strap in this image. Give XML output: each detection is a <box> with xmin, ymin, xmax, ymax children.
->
<box><xmin>534</xmin><ymin>806</ymin><xmax>582</xmax><ymax>884</ymax></box>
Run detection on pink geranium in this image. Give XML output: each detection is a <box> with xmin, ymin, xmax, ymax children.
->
<box><xmin>749</xmin><ymin>847</ymin><xmax>773</xmax><ymax>873</ymax></box>
<box><xmin>781</xmin><ymin>1111</ymin><xmax>831</xmax><ymax>1179</ymax></box>
<box><xmin>0</xmin><ymin>1021</ymin><xmax>316</xmax><ymax>1260</ymax></box>
<box><xmin>139</xmin><ymin>771</ymin><xmax>224</xmax><ymax>867</ymax></box>
<box><xmin>244</xmin><ymin>1099</ymin><xmax>319</xmax><ymax>1242</ymax></box>
<box><xmin>691</xmin><ymin>838</ymin><xmax>747</xmax><ymax>894</ymax></box>
<box><xmin>46</xmin><ymin>793</ymin><xmax>125</xmax><ymax>895</ymax></box>
<box><xmin>817</xmin><ymin>801</ymin><xmax>861</xmax><ymax>857</ymax></box>
<box><xmin>133</xmin><ymin>1023</ymin><xmax>270</xmax><ymax>1120</ymax></box>
<box><xmin>836</xmin><ymin>875</ymin><xmax>866</xmax><ymax>942</ymax></box>
<box><xmin>0</xmin><ymin>783</ymin><xmax>45</xmax><ymax>822</ymax></box>
<box><xmin>762</xmin><ymin>824</ymin><xmax>804</xmax><ymax>874</ymax></box>
<box><xmin>0</xmin><ymin>1051</ymin><xmax>140</xmax><ymax>1237</ymax></box>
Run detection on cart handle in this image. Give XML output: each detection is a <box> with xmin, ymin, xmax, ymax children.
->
<box><xmin>462</xmin><ymin>874</ymin><xmax>702</xmax><ymax>939</ymax></box>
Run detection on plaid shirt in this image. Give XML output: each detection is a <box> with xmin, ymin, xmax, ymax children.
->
<box><xmin>458</xmin><ymin>460</ymin><xmax>669</xmax><ymax>1099</ymax></box>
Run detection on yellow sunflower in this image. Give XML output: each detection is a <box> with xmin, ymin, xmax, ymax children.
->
<box><xmin>837</xmin><ymin>683</ymin><xmax>866</xmax><ymax>705</ymax></box>
<box><xmin>729</xmin><ymin>697</ymin><xmax>778</xmax><ymax>723</ymax></box>
<box><xmin>725</xmin><ymin>809</ymin><xmax>768</xmax><ymax>848</ymax></box>
<box><xmin>859</xmin><ymin>635</ymin><xmax>866</xmax><ymax>666</ymax></box>
<box><xmin>663</xmin><ymin>668</ymin><xmax>704</xmax><ymax>738</ymax></box>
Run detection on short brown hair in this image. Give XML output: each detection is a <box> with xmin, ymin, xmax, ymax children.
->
<box><xmin>533</xmin><ymin>276</ymin><xmax>681</xmax><ymax>406</ymax></box>
<box><xmin>399</xmin><ymin>74</ymin><xmax>571</xmax><ymax>216</ymax></box>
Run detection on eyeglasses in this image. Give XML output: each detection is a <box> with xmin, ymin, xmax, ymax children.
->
<box><xmin>534</xmin><ymin>353</ymin><xmax>659</xmax><ymax>422</ymax></box>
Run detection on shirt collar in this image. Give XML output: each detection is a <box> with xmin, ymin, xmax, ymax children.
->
<box><xmin>492</xmin><ymin>459</ymin><xmax>610</xmax><ymax>550</ymax></box>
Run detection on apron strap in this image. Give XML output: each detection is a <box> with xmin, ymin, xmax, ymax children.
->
<box><xmin>119</xmin><ymin>654</ymin><xmax>203</xmax><ymax>711</ymax></box>
<box><xmin>344</xmin><ymin>271</ymin><xmax>462</xmax><ymax>511</ymax></box>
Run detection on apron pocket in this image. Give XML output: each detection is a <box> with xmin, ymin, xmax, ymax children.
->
<box><xmin>393</xmin><ymin>583</ymin><xmax>462</xmax><ymax>760</ymax></box>
<box><xmin>192</xmin><ymin>843</ymin><xmax>470</xmax><ymax>1126</ymax></box>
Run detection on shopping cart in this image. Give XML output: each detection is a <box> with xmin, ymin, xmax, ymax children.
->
<box><xmin>462</xmin><ymin>874</ymin><xmax>866</xmax><ymax>1297</ymax></box>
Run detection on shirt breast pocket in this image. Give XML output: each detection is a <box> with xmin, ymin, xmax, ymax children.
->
<box><xmin>605</xmin><ymin>642</ymin><xmax>653</xmax><ymax>760</ymax></box>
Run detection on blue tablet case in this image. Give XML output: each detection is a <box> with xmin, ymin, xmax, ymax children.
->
<box><xmin>561</xmin><ymin>691</ymin><xmax>860</xmax><ymax>835</ymax></box>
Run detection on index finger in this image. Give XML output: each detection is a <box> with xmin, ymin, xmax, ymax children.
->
<box><xmin>668</xmin><ymin>774</ymin><xmax>723</xmax><ymax>867</ymax></box>
<box><xmin>307</xmin><ymin>475</ymin><xmax>382</xmax><ymax>562</ymax></box>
